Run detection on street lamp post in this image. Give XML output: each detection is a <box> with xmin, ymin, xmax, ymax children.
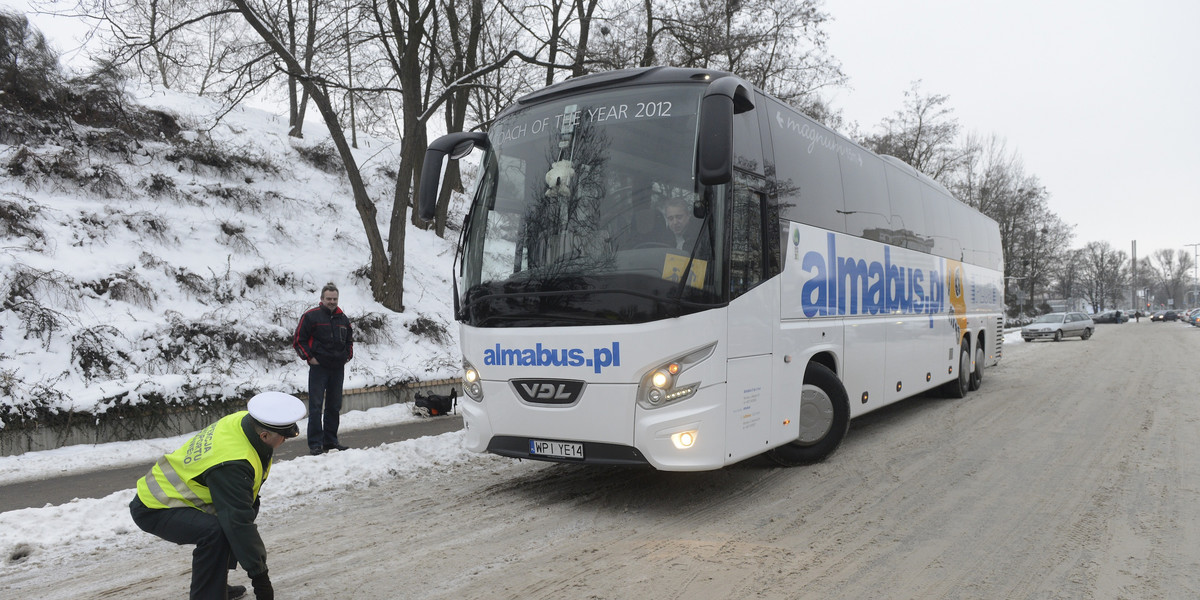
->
<box><xmin>1187</xmin><ymin>243</ymin><xmax>1199</xmax><ymax>308</ymax></box>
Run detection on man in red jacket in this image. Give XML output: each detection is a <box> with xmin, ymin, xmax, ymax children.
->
<box><xmin>292</xmin><ymin>283</ymin><xmax>354</xmax><ymax>455</ymax></box>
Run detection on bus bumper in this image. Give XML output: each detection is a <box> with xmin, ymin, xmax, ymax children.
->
<box><xmin>462</xmin><ymin>380</ymin><xmax>727</xmax><ymax>471</ymax></box>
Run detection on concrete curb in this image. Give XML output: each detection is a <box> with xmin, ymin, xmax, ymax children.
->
<box><xmin>0</xmin><ymin>379</ymin><xmax>459</xmax><ymax>457</ymax></box>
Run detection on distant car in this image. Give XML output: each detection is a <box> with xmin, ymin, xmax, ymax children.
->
<box><xmin>1092</xmin><ymin>310</ymin><xmax>1128</xmax><ymax>324</ymax></box>
<box><xmin>1151</xmin><ymin>310</ymin><xmax>1179</xmax><ymax>322</ymax></box>
<box><xmin>1021</xmin><ymin>312</ymin><xmax>1095</xmax><ymax>342</ymax></box>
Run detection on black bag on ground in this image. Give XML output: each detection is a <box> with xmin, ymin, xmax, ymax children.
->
<box><xmin>413</xmin><ymin>388</ymin><xmax>457</xmax><ymax>417</ymax></box>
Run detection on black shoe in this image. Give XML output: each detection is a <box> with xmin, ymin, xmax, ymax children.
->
<box><xmin>227</xmin><ymin>584</ymin><xmax>247</xmax><ymax>599</ymax></box>
<box><xmin>324</xmin><ymin>443</ymin><xmax>349</xmax><ymax>451</ymax></box>
<box><xmin>309</xmin><ymin>447</ymin><xmax>326</xmax><ymax>456</ymax></box>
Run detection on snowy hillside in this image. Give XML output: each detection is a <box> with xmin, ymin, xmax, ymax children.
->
<box><xmin>0</xmin><ymin>82</ymin><xmax>461</xmax><ymax>430</ymax></box>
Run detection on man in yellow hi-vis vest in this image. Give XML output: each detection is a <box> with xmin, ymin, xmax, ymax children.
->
<box><xmin>130</xmin><ymin>392</ymin><xmax>306</xmax><ymax>600</ymax></box>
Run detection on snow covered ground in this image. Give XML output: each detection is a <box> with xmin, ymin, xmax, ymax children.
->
<box><xmin>0</xmin><ymin>329</ymin><xmax>1031</xmax><ymax>571</ymax></box>
<box><xmin>0</xmin><ymin>403</ymin><xmax>486</xmax><ymax>568</ymax></box>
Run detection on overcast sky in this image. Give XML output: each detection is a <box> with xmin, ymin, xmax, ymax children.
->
<box><xmin>823</xmin><ymin>0</ymin><xmax>1200</xmax><ymax>263</ymax></box>
<box><xmin>7</xmin><ymin>0</ymin><xmax>1198</xmax><ymax>262</ymax></box>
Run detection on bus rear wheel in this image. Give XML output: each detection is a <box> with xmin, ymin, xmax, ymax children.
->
<box><xmin>767</xmin><ymin>363</ymin><xmax>850</xmax><ymax>467</ymax></box>
<box><xmin>968</xmin><ymin>344</ymin><xmax>984</xmax><ymax>391</ymax></box>
<box><xmin>942</xmin><ymin>339</ymin><xmax>970</xmax><ymax>398</ymax></box>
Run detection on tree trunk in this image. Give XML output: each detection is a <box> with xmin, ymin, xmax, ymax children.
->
<box><xmin>230</xmin><ymin>0</ymin><xmax>401</xmax><ymax>310</ymax></box>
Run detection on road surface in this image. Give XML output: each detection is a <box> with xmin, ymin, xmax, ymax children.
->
<box><xmin>5</xmin><ymin>321</ymin><xmax>1199</xmax><ymax>599</ymax></box>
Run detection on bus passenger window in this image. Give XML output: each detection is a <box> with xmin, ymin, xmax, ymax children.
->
<box><xmin>730</xmin><ymin>188</ymin><xmax>765</xmax><ymax>298</ymax></box>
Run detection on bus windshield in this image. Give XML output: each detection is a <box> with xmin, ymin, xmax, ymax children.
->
<box><xmin>458</xmin><ymin>84</ymin><xmax>727</xmax><ymax>327</ymax></box>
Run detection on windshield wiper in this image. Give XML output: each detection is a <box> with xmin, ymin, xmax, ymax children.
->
<box><xmin>670</xmin><ymin>209</ymin><xmax>713</xmax><ymax>304</ymax></box>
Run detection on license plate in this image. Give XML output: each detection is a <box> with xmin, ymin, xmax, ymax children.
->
<box><xmin>529</xmin><ymin>439</ymin><xmax>584</xmax><ymax>459</ymax></box>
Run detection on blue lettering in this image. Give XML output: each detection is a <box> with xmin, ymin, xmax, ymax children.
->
<box><xmin>593</xmin><ymin>342</ymin><xmax>620</xmax><ymax>373</ymax></box>
<box><xmin>885</xmin><ymin>247</ymin><xmax>900</xmax><ymax>313</ymax></box>
<box><xmin>867</xmin><ymin>261</ymin><xmax>884</xmax><ymax>314</ymax></box>
<box><xmin>838</xmin><ymin>255</ymin><xmax>870</xmax><ymax>315</ymax></box>
<box><xmin>793</xmin><ymin>231</ymin><xmax>961</xmax><ymax>320</ymax></box>
<box><xmin>478</xmin><ymin>343</ymin><xmax>624</xmax><ymax>372</ymax></box>
<box><xmin>800</xmin><ymin>250</ymin><xmax>828</xmax><ymax>318</ymax></box>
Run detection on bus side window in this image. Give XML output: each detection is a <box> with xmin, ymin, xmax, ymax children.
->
<box><xmin>730</xmin><ymin>187</ymin><xmax>765</xmax><ymax>298</ymax></box>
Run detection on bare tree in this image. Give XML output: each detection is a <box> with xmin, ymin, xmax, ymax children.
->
<box><xmin>1150</xmin><ymin>248</ymin><xmax>1195</xmax><ymax>309</ymax></box>
<box><xmin>1079</xmin><ymin>242</ymin><xmax>1127</xmax><ymax>312</ymax></box>
<box><xmin>228</xmin><ymin>0</ymin><xmax>403</xmax><ymax>309</ymax></box>
<box><xmin>860</xmin><ymin>81</ymin><xmax>971</xmax><ymax>181</ymax></box>
<box><xmin>1053</xmin><ymin>248</ymin><xmax>1085</xmax><ymax>310</ymax></box>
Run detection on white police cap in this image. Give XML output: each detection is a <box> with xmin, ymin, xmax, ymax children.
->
<box><xmin>247</xmin><ymin>391</ymin><xmax>307</xmax><ymax>437</ymax></box>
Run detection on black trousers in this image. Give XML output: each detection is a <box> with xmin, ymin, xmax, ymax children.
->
<box><xmin>307</xmin><ymin>362</ymin><xmax>345</xmax><ymax>450</ymax></box>
<box><xmin>129</xmin><ymin>496</ymin><xmax>234</xmax><ymax>600</ymax></box>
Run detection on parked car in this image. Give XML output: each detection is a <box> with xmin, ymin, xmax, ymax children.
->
<box><xmin>1092</xmin><ymin>310</ymin><xmax>1128</xmax><ymax>324</ymax></box>
<box><xmin>1021</xmin><ymin>312</ymin><xmax>1095</xmax><ymax>342</ymax></box>
<box><xmin>1190</xmin><ymin>312</ymin><xmax>1200</xmax><ymax>327</ymax></box>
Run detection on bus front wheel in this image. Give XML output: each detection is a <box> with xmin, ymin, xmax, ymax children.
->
<box><xmin>767</xmin><ymin>363</ymin><xmax>850</xmax><ymax>467</ymax></box>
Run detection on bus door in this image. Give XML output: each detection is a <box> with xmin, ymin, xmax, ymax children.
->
<box><xmin>725</xmin><ymin>171</ymin><xmax>778</xmax><ymax>463</ymax></box>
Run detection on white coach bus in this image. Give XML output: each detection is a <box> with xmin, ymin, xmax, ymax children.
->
<box><xmin>419</xmin><ymin>67</ymin><xmax>1003</xmax><ymax>471</ymax></box>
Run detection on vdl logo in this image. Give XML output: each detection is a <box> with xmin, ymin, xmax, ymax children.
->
<box><xmin>511</xmin><ymin>379</ymin><xmax>586</xmax><ymax>405</ymax></box>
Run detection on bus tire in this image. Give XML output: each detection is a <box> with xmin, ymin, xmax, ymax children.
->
<box><xmin>968</xmin><ymin>344</ymin><xmax>984</xmax><ymax>391</ymax></box>
<box><xmin>767</xmin><ymin>363</ymin><xmax>850</xmax><ymax>467</ymax></box>
<box><xmin>942</xmin><ymin>339</ymin><xmax>970</xmax><ymax>399</ymax></box>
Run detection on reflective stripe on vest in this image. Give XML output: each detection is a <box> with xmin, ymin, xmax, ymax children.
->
<box><xmin>136</xmin><ymin>411</ymin><xmax>267</xmax><ymax>513</ymax></box>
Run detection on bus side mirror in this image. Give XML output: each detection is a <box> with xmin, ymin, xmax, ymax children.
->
<box><xmin>419</xmin><ymin>131</ymin><xmax>489</xmax><ymax>221</ymax></box>
<box><xmin>696</xmin><ymin>77</ymin><xmax>754</xmax><ymax>186</ymax></box>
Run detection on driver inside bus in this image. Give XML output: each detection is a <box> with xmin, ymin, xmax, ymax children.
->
<box><xmin>618</xmin><ymin>206</ymin><xmax>675</xmax><ymax>249</ymax></box>
<box><xmin>663</xmin><ymin>198</ymin><xmax>691</xmax><ymax>251</ymax></box>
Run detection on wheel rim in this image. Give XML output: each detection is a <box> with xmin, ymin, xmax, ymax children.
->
<box><xmin>797</xmin><ymin>384</ymin><xmax>835</xmax><ymax>444</ymax></box>
<box><xmin>959</xmin><ymin>346</ymin><xmax>970</xmax><ymax>388</ymax></box>
<box><xmin>972</xmin><ymin>347</ymin><xmax>984</xmax><ymax>387</ymax></box>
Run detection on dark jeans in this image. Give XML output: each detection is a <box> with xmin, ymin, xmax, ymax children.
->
<box><xmin>129</xmin><ymin>497</ymin><xmax>233</xmax><ymax>600</ymax></box>
<box><xmin>307</xmin><ymin>362</ymin><xmax>345</xmax><ymax>450</ymax></box>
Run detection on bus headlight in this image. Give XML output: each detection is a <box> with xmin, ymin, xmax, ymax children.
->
<box><xmin>636</xmin><ymin>342</ymin><xmax>716</xmax><ymax>410</ymax></box>
<box><xmin>462</xmin><ymin>360</ymin><xmax>483</xmax><ymax>401</ymax></box>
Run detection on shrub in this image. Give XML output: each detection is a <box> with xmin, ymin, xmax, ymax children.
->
<box><xmin>120</xmin><ymin>210</ymin><xmax>171</xmax><ymax>242</ymax></box>
<box><xmin>0</xmin><ymin>194</ymin><xmax>43</xmax><ymax>243</ymax></box>
<box><xmin>0</xmin><ymin>12</ymin><xmax>64</xmax><ymax>115</ymax></box>
<box><xmin>243</xmin><ymin>265</ymin><xmax>298</xmax><ymax>291</ymax></box>
<box><xmin>294</xmin><ymin>142</ymin><xmax>344</xmax><ymax>174</ymax></box>
<box><xmin>84</xmin><ymin>162</ymin><xmax>126</xmax><ymax>197</ymax></box>
<box><xmin>173</xmin><ymin>261</ymin><xmax>237</xmax><ymax>305</ymax></box>
<box><xmin>5</xmin><ymin>145</ymin><xmax>84</xmax><ymax>185</ymax></box>
<box><xmin>165</xmin><ymin>139</ymin><xmax>279</xmax><ymax>177</ymax></box>
<box><xmin>218</xmin><ymin>220</ymin><xmax>258</xmax><ymax>255</ymax></box>
<box><xmin>206</xmin><ymin>184</ymin><xmax>265</xmax><ymax>212</ymax></box>
<box><xmin>406</xmin><ymin>314</ymin><xmax>449</xmax><ymax>345</ymax></box>
<box><xmin>146</xmin><ymin>313</ymin><xmax>292</xmax><ymax>374</ymax></box>
<box><xmin>355</xmin><ymin>312</ymin><xmax>393</xmax><ymax>345</ymax></box>
<box><xmin>71</xmin><ymin>325</ymin><xmax>130</xmax><ymax>381</ymax></box>
<box><xmin>142</xmin><ymin>173</ymin><xmax>178</xmax><ymax>197</ymax></box>
<box><xmin>82</xmin><ymin>267</ymin><xmax>157</xmax><ymax>308</ymax></box>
